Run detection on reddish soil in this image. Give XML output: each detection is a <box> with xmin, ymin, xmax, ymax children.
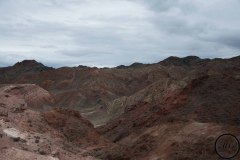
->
<box><xmin>0</xmin><ymin>56</ymin><xmax>239</xmax><ymax>159</ymax></box>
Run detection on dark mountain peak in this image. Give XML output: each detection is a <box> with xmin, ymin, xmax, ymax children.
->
<box><xmin>12</xmin><ymin>60</ymin><xmax>53</xmax><ymax>73</ymax></box>
<box><xmin>183</xmin><ymin>56</ymin><xmax>200</xmax><ymax>61</ymax></box>
<box><xmin>14</xmin><ymin>60</ymin><xmax>44</xmax><ymax>68</ymax></box>
<box><xmin>129</xmin><ymin>62</ymin><xmax>144</xmax><ymax>68</ymax></box>
<box><xmin>116</xmin><ymin>62</ymin><xmax>149</xmax><ymax>69</ymax></box>
<box><xmin>78</xmin><ymin>65</ymin><xmax>89</xmax><ymax>69</ymax></box>
<box><xmin>160</xmin><ymin>55</ymin><xmax>201</xmax><ymax>66</ymax></box>
<box><xmin>115</xmin><ymin>65</ymin><xmax>127</xmax><ymax>69</ymax></box>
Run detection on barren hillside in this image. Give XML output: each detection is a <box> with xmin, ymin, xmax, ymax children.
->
<box><xmin>0</xmin><ymin>56</ymin><xmax>239</xmax><ymax>159</ymax></box>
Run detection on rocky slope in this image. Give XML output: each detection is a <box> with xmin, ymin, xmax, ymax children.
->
<box><xmin>0</xmin><ymin>84</ymin><xmax>110</xmax><ymax>160</ymax></box>
<box><xmin>0</xmin><ymin>56</ymin><xmax>239</xmax><ymax>159</ymax></box>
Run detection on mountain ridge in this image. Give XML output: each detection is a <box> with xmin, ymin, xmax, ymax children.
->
<box><xmin>0</xmin><ymin>55</ymin><xmax>239</xmax><ymax>159</ymax></box>
<box><xmin>3</xmin><ymin>55</ymin><xmax>237</xmax><ymax>69</ymax></box>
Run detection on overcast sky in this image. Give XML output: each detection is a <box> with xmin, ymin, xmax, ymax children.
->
<box><xmin>0</xmin><ymin>0</ymin><xmax>240</xmax><ymax>67</ymax></box>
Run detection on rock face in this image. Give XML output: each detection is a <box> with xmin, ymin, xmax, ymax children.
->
<box><xmin>0</xmin><ymin>84</ymin><xmax>109</xmax><ymax>160</ymax></box>
<box><xmin>0</xmin><ymin>84</ymin><xmax>55</xmax><ymax>111</ymax></box>
<box><xmin>42</xmin><ymin>108</ymin><xmax>107</xmax><ymax>147</ymax></box>
<box><xmin>0</xmin><ymin>56</ymin><xmax>240</xmax><ymax>159</ymax></box>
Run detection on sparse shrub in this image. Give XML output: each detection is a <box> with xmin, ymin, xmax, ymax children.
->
<box><xmin>39</xmin><ymin>150</ymin><xmax>46</xmax><ymax>155</ymax></box>
<box><xmin>12</xmin><ymin>137</ymin><xmax>20</xmax><ymax>142</ymax></box>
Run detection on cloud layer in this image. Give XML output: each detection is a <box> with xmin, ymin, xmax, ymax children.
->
<box><xmin>0</xmin><ymin>0</ymin><xmax>240</xmax><ymax>67</ymax></box>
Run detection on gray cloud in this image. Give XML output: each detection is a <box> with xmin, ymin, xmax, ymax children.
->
<box><xmin>219</xmin><ymin>36</ymin><xmax>240</xmax><ymax>49</ymax></box>
<box><xmin>0</xmin><ymin>0</ymin><xmax>239</xmax><ymax>68</ymax></box>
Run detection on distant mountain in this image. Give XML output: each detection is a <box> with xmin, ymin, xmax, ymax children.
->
<box><xmin>0</xmin><ymin>56</ymin><xmax>239</xmax><ymax>126</ymax></box>
<box><xmin>116</xmin><ymin>62</ymin><xmax>150</xmax><ymax>69</ymax></box>
<box><xmin>0</xmin><ymin>55</ymin><xmax>239</xmax><ymax>159</ymax></box>
<box><xmin>0</xmin><ymin>60</ymin><xmax>53</xmax><ymax>83</ymax></box>
<box><xmin>159</xmin><ymin>55</ymin><xmax>202</xmax><ymax>66</ymax></box>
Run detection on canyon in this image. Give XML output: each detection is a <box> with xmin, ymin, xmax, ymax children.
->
<box><xmin>0</xmin><ymin>56</ymin><xmax>239</xmax><ymax>159</ymax></box>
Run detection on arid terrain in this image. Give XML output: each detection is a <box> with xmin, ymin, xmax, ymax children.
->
<box><xmin>0</xmin><ymin>56</ymin><xmax>239</xmax><ymax>159</ymax></box>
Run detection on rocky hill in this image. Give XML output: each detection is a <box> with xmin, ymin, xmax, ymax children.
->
<box><xmin>0</xmin><ymin>55</ymin><xmax>239</xmax><ymax>159</ymax></box>
<box><xmin>0</xmin><ymin>84</ymin><xmax>110</xmax><ymax>160</ymax></box>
